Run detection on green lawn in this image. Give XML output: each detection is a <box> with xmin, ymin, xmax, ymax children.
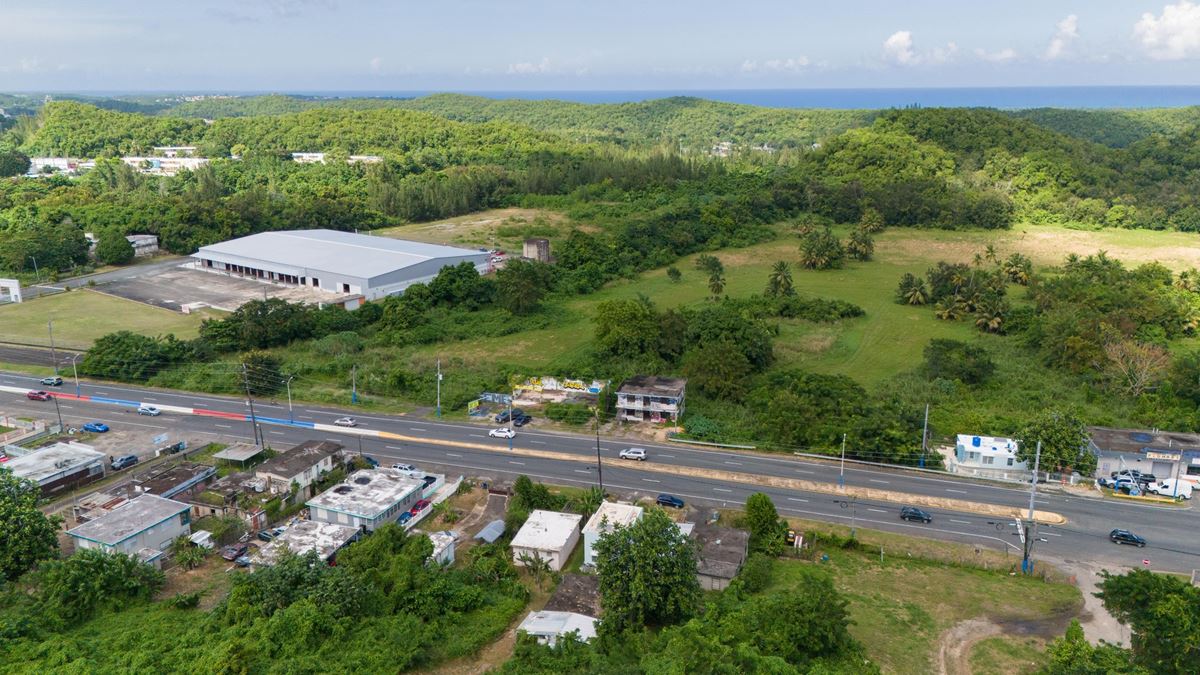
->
<box><xmin>766</xmin><ymin>550</ymin><xmax>1079</xmax><ymax>673</ymax></box>
<box><xmin>0</xmin><ymin>289</ymin><xmax>208</xmax><ymax>349</ymax></box>
<box><xmin>970</xmin><ymin>635</ymin><xmax>1050</xmax><ymax>675</ymax></box>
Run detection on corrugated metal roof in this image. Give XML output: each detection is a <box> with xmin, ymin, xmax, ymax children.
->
<box><xmin>194</xmin><ymin>229</ymin><xmax>487</xmax><ymax>280</ymax></box>
<box><xmin>475</xmin><ymin>519</ymin><xmax>505</xmax><ymax>543</ymax></box>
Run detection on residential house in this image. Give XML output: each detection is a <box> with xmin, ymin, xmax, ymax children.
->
<box><xmin>950</xmin><ymin>434</ymin><xmax>1028</xmax><ymax>481</ymax></box>
<box><xmin>253</xmin><ymin>520</ymin><xmax>360</xmax><ymax>566</ymax></box>
<box><xmin>5</xmin><ymin>442</ymin><xmax>106</xmax><ymax>497</ymax></box>
<box><xmin>425</xmin><ymin>530</ymin><xmax>458</xmax><ymax>566</ymax></box>
<box><xmin>691</xmin><ymin>523</ymin><xmax>749</xmax><ymax>591</ymax></box>
<box><xmin>582</xmin><ymin>501</ymin><xmax>643</xmax><ymax>567</ymax></box>
<box><xmin>511</xmin><ymin>509</ymin><xmax>582</xmax><ymax>572</ymax></box>
<box><xmin>187</xmin><ymin>471</ymin><xmax>269</xmax><ymax>532</ymax></box>
<box><xmin>517</xmin><ymin>611</ymin><xmax>598</xmax><ymax>645</ymax></box>
<box><xmin>254</xmin><ymin>440</ymin><xmax>341</xmax><ymax>497</ymax></box>
<box><xmin>306</xmin><ymin>468</ymin><xmax>425</xmax><ymax>532</ymax></box>
<box><xmin>131</xmin><ymin>462</ymin><xmax>216</xmax><ymax>500</ymax></box>
<box><xmin>615</xmin><ymin>375</ymin><xmax>686</xmax><ymax>423</ymax></box>
<box><xmin>67</xmin><ymin>494</ymin><xmax>191</xmax><ymax>568</ymax></box>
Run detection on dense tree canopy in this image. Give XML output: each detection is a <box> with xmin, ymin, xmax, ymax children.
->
<box><xmin>0</xmin><ymin>468</ymin><xmax>61</xmax><ymax>582</ymax></box>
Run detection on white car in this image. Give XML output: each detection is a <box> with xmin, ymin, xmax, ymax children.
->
<box><xmin>489</xmin><ymin>427</ymin><xmax>516</xmax><ymax>439</ymax></box>
<box><xmin>137</xmin><ymin>405</ymin><xmax>161</xmax><ymax>416</ymax></box>
<box><xmin>392</xmin><ymin>463</ymin><xmax>417</xmax><ymax>472</ymax></box>
<box><xmin>619</xmin><ymin>447</ymin><xmax>647</xmax><ymax>461</ymax></box>
<box><xmin>334</xmin><ymin>416</ymin><xmax>358</xmax><ymax>427</ymax></box>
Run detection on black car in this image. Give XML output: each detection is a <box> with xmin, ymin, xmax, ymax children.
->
<box><xmin>1112</xmin><ymin>470</ymin><xmax>1156</xmax><ymax>483</ymax></box>
<box><xmin>899</xmin><ymin>506</ymin><xmax>933</xmax><ymax>523</ymax></box>
<box><xmin>512</xmin><ymin>414</ymin><xmax>532</xmax><ymax>427</ymax></box>
<box><xmin>494</xmin><ymin>409</ymin><xmax>525</xmax><ymax>424</ymax></box>
<box><xmin>1109</xmin><ymin>529</ymin><xmax>1146</xmax><ymax>547</ymax></box>
<box><xmin>656</xmin><ymin>494</ymin><xmax>685</xmax><ymax>509</ymax></box>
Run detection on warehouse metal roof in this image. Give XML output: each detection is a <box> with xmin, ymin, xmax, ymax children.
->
<box><xmin>194</xmin><ymin>229</ymin><xmax>487</xmax><ymax>280</ymax></box>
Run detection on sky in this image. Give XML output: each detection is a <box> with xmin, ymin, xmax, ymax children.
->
<box><xmin>2</xmin><ymin>1</ymin><xmax>1200</xmax><ymax>91</ymax></box>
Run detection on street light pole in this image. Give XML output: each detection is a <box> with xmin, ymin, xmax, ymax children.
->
<box><xmin>436</xmin><ymin>358</ymin><xmax>442</xmax><ymax>417</ymax></box>
<box><xmin>70</xmin><ymin>353</ymin><xmax>81</xmax><ymax>397</ymax></box>
<box><xmin>838</xmin><ymin>433</ymin><xmax>847</xmax><ymax>488</ymax></box>
<box><xmin>285</xmin><ymin>376</ymin><xmax>295</xmax><ymax>423</ymax></box>
<box><xmin>919</xmin><ymin>403</ymin><xmax>930</xmax><ymax>468</ymax></box>
<box><xmin>47</xmin><ymin>320</ymin><xmax>58</xmax><ymax>375</ymax></box>
<box><xmin>1022</xmin><ymin>440</ymin><xmax>1042</xmax><ymax>575</ymax></box>
<box><xmin>595</xmin><ymin>406</ymin><xmax>605</xmax><ymax>495</ymax></box>
<box><xmin>51</xmin><ymin>394</ymin><xmax>64</xmax><ymax>431</ymax></box>
<box><xmin>242</xmin><ymin>363</ymin><xmax>261</xmax><ymax>446</ymax></box>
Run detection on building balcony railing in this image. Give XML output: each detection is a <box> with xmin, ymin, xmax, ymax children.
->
<box><xmin>616</xmin><ymin>400</ymin><xmax>680</xmax><ymax>413</ymax></box>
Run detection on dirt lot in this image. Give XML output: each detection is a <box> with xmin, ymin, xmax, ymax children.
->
<box><xmin>97</xmin><ymin>265</ymin><xmax>347</xmax><ymax>312</ymax></box>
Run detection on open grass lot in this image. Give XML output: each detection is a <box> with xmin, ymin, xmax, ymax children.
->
<box><xmin>0</xmin><ymin>289</ymin><xmax>207</xmax><ymax>349</ymax></box>
<box><xmin>969</xmin><ymin>635</ymin><xmax>1049</xmax><ymax>675</ymax></box>
<box><xmin>375</xmin><ymin>207</ymin><xmax>573</xmax><ymax>251</ymax></box>
<box><xmin>767</xmin><ymin>549</ymin><xmax>1079</xmax><ymax>674</ymax></box>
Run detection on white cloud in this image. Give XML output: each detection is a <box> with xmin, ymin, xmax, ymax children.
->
<box><xmin>1044</xmin><ymin>14</ymin><xmax>1079</xmax><ymax>60</ymax></box>
<box><xmin>741</xmin><ymin>57</ymin><xmax>810</xmax><ymax>73</ymax></box>
<box><xmin>974</xmin><ymin>47</ymin><xmax>1018</xmax><ymax>63</ymax></box>
<box><xmin>882</xmin><ymin>31</ymin><xmax>957</xmax><ymax>66</ymax></box>
<box><xmin>506</xmin><ymin>57</ymin><xmax>552</xmax><ymax>75</ymax></box>
<box><xmin>883</xmin><ymin>31</ymin><xmax>918</xmax><ymax>65</ymax></box>
<box><xmin>1134</xmin><ymin>1</ymin><xmax>1200</xmax><ymax>60</ymax></box>
<box><xmin>369</xmin><ymin>56</ymin><xmax>382</xmax><ymax>73</ymax></box>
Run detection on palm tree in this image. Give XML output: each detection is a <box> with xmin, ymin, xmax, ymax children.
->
<box><xmin>974</xmin><ymin>299</ymin><xmax>1006</xmax><ymax>334</ymax></box>
<box><xmin>935</xmin><ymin>296</ymin><xmax>966</xmax><ymax>321</ymax></box>
<box><xmin>708</xmin><ymin>272</ymin><xmax>726</xmax><ymax>299</ymax></box>
<box><xmin>766</xmin><ymin>261</ymin><xmax>794</xmax><ymax>297</ymax></box>
<box><xmin>517</xmin><ymin>552</ymin><xmax>554</xmax><ymax>590</ymax></box>
<box><xmin>904</xmin><ymin>280</ymin><xmax>929</xmax><ymax>305</ymax></box>
<box><xmin>1176</xmin><ymin>269</ymin><xmax>1198</xmax><ymax>292</ymax></box>
<box><xmin>984</xmin><ymin>244</ymin><xmax>999</xmax><ymax>264</ymax></box>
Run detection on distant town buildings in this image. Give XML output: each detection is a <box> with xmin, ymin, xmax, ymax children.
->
<box><xmin>152</xmin><ymin>146</ymin><xmax>198</xmax><ymax>158</ymax></box>
<box><xmin>119</xmin><ymin>156</ymin><xmax>210</xmax><ymax>177</ymax></box>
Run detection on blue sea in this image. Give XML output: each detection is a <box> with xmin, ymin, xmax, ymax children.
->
<box><xmin>297</xmin><ymin>86</ymin><xmax>1200</xmax><ymax>110</ymax></box>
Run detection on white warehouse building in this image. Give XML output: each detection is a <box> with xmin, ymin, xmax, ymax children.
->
<box><xmin>192</xmin><ymin>229</ymin><xmax>490</xmax><ymax>301</ymax></box>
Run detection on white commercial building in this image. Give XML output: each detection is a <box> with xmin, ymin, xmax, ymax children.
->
<box><xmin>192</xmin><ymin>229</ymin><xmax>490</xmax><ymax>302</ymax></box>
<box><xmin>511</xmin><ymin>510</ymin><xmax>582</xmax><ymax>572</ymax></box>
<box><xmin>951</xmin><ymin>434</ymin><xmax>1028</xmax><ymax>480</ymax></box>
<box><xmin>306</xmin><ymin>468</ymin><xmax>424</xmax><ymax>532</ymax></box>
<box><xmin>66</xmin><ymin>494</ymin><xmax>191</xmax><ymax>567</ymax></box>
<box><xmin>517</xmin><ymin>611</ymin><xmax>598</xmax><ymax>645</ymax></box>
<box><xmin>582</xmin><ymin>502</ymin><xmax>643</xmax><ymax>567</ymax></box>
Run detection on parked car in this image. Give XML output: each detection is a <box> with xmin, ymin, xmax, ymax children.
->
<box><xmin>494</xmin><ymin>409</ymin><xmax>524</xmax><ymax>424</ymax></box>
<box><xmin>221</xmin><ymin>544</ymin><xmax>249</xmax><ymax>561</ymax></box>
<box><xmin>900</xmin><ymin>506</ymin><xmax>933</xmax><ymax>523</ymax></box>
<box><xmin>1112</xmin><ymin>470</ymin><xmax>1157</xmax><ymax>483</ymax></box>
<box><xmin>234</xmin><ymin>555</ymin><xmax>253</xmax><ymax>568</ymax></box>
<box><xmin>82</xmin><ymin>421</ymin><xmax>109</xmax><ymax>433</ymax></box>
<box><xmin>334</xmin><ymin>416</ymin><xmax>357</xmax><ymax>427</ymax></box>
<box><xmin>40</xmin><ymin>376</ymin><xmax>63</xmax><ymax>386</ymax></box>
<box><xmin>110</xmin><ymin>454</ymin><xmax>139</xmax><ymax>470</ymax></box>
<box><xmin>410</xmin><ymin>498</ymin><xmax>431</xmax><ymax>515</ymax></box>
<box><xmin>1109</xmin><ymin>529</ymin><xmax>1146</xmax><ymax>547</ymax></box>
<box><xmin>489</xmin><ymin>427</ymin><xmax>516</xmax><ymax>439</ymax></box>
<box><xmin>26</xmin><ymin>390</ymin><xmax>50</xmax><ymax>401</ymax></box>
<box><xmin>257</xmin><ymin>530</ymin><xmax>277</xmax><ymax>542</ymax></box>
<box><xmin>513</xmin><ymin>414</ymin><xmax>533</xmax><ymax>427</ymax></box>
<box><xmin>137</xmin><ymin>405</ymin><xmax>161</xmax><ymax>416</ymax></box>
<box><xmin>1148</xmin><ymin>479</ymin><xmax>1193</xmax><ymax>499</ymax></box>
<box><xmin>391</xmin><ymin>463</ymin><xmax>418</xmax><ymax>472</ymax></box>
<box><xmin>656</xmin><ymin>494</ymin><xmax>685</xmax><ymax>509</ymax></box>
<box><xmin>619</xmin><ymin>447</ymin><xmax>648</xmax><ymax>461</ymax></box>
<box><xmin>362</xmin><ymin>455</ymin><xmax>379</xmax><ymax>468</ymax></box>
<box><xmin>422</xmin><ymin>475</ymin><xmax>438</xmax><ymax>489</ymax></box>
<box><xmin>398</xmin><ymin>512</ymin><xmax>413</xmax><ymax>525</ymax></box>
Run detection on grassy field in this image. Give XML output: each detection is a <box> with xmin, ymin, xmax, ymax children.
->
<box><xmin>970</xmin><ymin>635</ymin><xmax>1049</xmax><ymax>675</ymax></box>
<box><xmin>767</xmin><ymin>549</ymin><xmax>1079</xmax><ymax>673</ymax></box>
<box><xmin>0</xmin><ymin>289</ymin><xmax>207</xmax><ymax>349</ymax></box>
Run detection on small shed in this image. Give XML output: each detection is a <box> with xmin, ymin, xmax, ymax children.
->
<box><xmin>475</xmin><ymin>519</ymin><xmax>505</xmax><ymax>544</ymax></box>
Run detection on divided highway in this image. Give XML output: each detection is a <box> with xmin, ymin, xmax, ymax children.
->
<box><xmin>3</xmin><ymin>368</ymin><xmax>1198</xmax><ymax>574</ymax></box>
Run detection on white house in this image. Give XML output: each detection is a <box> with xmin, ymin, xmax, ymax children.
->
<box><xmin>582</xmin><ymin>502</ymin><xmax>642</xmax><ymax>567</ymax></box>
<box><xmin>517</xmin><ymin>611</ymin><xmax>598</xmax><ymax>645</ymax></box>
<box><xmin>511</xmin><ymin>510</ymin><xmax>582</xmax><ymax>572</ymax></box>
<box><xmin>66</xmin><ymin>494</ymin><xmax>191</xmax><ymax>567</ymax></box>
<box><xmin>306</xmin><ymin>468</ymin><xmax>424</xmax><ymax>532</ymax></box>
<box><xmin>951</xmin><ymin>434</ymin><xmax>1028</xmax><ymax>480</ymax></box>
<box><xmin>426</xmin><ymin>530</ymin><xmax>457</xmax><ymax>566</ymax></box>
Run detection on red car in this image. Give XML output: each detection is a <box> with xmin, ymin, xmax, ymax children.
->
<box><xmin>410</xmin><ymin>499</ymin><xmax>431</xmax><ymax>515</ymax></box>
<box><xmin>26</xmin><ymin>390</ymin><xmax>51</xmax><ymax>401</ymax></box>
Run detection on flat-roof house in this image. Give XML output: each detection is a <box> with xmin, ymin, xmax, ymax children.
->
<box><xmin>5</xmin><ymin>442</ymin><xmax>106</xmax><ymax>496</ymax></box>
<box><xmin>254</xmin><ymin>440</ymin><xmax>341</xmax><ymax>496</ymax></box>
<box><xmin>67</xmin><ymin>494</ymin><xmax>191</xmax><ymax>567</ymax></box>
<box><xmin>511</xmin><ymin>510</ymin><xmax>582</xmax><ymax>572</ymax></box>
<box><xmin>616</xmin><ymin>375</ymin><xmax>686</xmax><ymax>423</ymax></box>
<box><xmin>582</xmin><ymin>502</ymin><xmax>643</xmax><ymax>567</ymax></box>
<box><xmin>691</xmin><ymin>523</ymin><xmax>749</xmax><ymax>591</ymax></box>
<box><xmin>192</xmin><ymin>229</ymin><xmax>490</xmax><ymax>302</ymax></box>
<box><xmin>517</xmin><ymin>611</ymin><xmax>598</xmax><ymax>646</ymax></box>
<box><xmin>253</xmin><ymin>520</ymin><xmax>361</xmax><ymax>566</ymax></box>
<box><xmin>426</xmin><ymin>530</ymin><xmax>458</xmax><ymax>566</ymax></box>
<box><xmin>307</xmin><ymin>468</ymin><xmax>425</xmax><ymax>532</ymax></box>
<box><xmin>950</xmin><ymin>434</ymin><xmax>1028</xmax><ymax>480</ymax></box>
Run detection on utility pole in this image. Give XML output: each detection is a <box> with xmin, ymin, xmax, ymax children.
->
<box><xmin>70</xmin><ymin>353</ymin><xmax>81</xmax><ymax>397</ymax></box>
<box><xmin>30</xmin><ymin>256</ymin><xmax>40</xmax><ymax>283</ymax></box>
<box><xmin>838</xmin><ymin>433</ymin><xmax>847</xmax><ymax>488</ymax></box>
<box><xmin>285</xmin><ymin>375</ymin><xmax>295</xmax><ymax>423</ymax></box>
<box><xmin>351</xmin><ymin>365</ymin><xmax>357</xmax><ymax>404</ymax></box>
<box><xmin>1022</xmin><ymin>440</ymin><xmax>1042</xmax><ymax>575</ymax></box>
<box><xmin>919</xmin><ymin>403</ymin><xmax>930</xmax><ymax>468</ymax></box>
<box><xmin>595</xmin><ymin>406</ymin><xmax>605</xmax><ymax>495</ymax></box>
<box><xmin>242</xmin><ymin>363</ymin><xmax>261</xmax><ymax>446</ymax></box>
<box><xmin>436</xmin><ymin>358</ymin><xmax>442</xmax><ymax>417</ymax></box>
<box><xmin>47</xmin><ymin>320</ymin><xmax>58</xmax><ymax>375</ymax></box>
<box><xmin>51</xmin><ymin>394</ymin><xmax>64</xmax><ymax>431</ymax></box>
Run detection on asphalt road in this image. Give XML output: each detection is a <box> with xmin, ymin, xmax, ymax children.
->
<box><xmin>17</xmin><ymin>257</ymin><xmax>188</xmax><ymax>300</ymax></box>
<box><xmin>3</xmin><ymin>368</ymin><xmax>1198</xmax><ymax>574</ymax></box>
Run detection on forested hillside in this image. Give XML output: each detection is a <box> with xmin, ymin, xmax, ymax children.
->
<box><xmin>1011</xmin><ymin>106</ymin><xmax>1200</xmax><ymax>147</ymax></box>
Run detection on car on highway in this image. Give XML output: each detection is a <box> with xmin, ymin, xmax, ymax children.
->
<box><xmin>82</xmin><ymin>421</ymin><xmax>109</xmax><ymax>433</ymax></box>
<box><xmin>1109</xmin><ymin>529</ymin><xmax>1146</xmax><ymax>547</ymax></box>
<box><xmin>392</xmin><ymin>463</ymin><xmax>418</xmax><ymax>472</ymax></box>
<box><xmin>899</xmin><ymin>506</ymin><xmax>933</xmax><ymax>523</ymax></box>
<box><xmin>110</xmin><ymin>454</ymin><xmax>139</xmax><ymax>470</ymax></box>
<box><xmin>656</xmin><ymin>494</ymin><xmax>685</xmax><ymax>509</ymax></box>
<box><xmin>40</xmin><ymin>376</ymin><xmax>63</xmax><ymax>386</ymax></box>
<box><xmin>137</xmin><ymin>405</ymin><xmax>161</xmax><ymax>416</ymax></box>
<box><xmin>494</xmin><ymin>409</ymin><xmax>524</xmax><ymax>424</ymax></box>
<box><xmin>334</xmin><ymin>416</ymin><xmax>358</xmax><ymax>427</ymax></box>
<box><xmin>619</xmin><ymin>447</ymin><xmax>647</xmax><ymax>461</ymax></box>
<box><xmin>489</xmin><ymin>427</ymin><xmax>516</xmax><ymax>439</ymax></box>
<box><xmin>512</xmin><ymin>414</ymin><xmax>533</xmax><ymax>427</ymax></box>
<box><xmin>26</xmin><ymin>390</ymin><xmax>50</xmax><ymax>401</ymax></box>
<box><xmin>221</xmin><ymin>544</ymin><xmax>249</xmax><ymax>561</ymax></box>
